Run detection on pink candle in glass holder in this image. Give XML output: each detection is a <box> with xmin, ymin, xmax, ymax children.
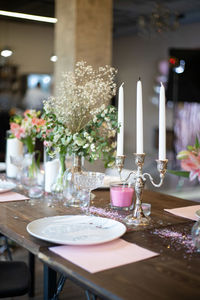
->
<box><xmin>110</xmin><ymin>183</ymin><xmax>134</xmax><ymax>210</ymax></box>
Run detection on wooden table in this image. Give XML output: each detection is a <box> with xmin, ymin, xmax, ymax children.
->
<box><xmin>0</xmin><ymin>189</ymin><xmax>199</xmax><ymax>300</ymax></box>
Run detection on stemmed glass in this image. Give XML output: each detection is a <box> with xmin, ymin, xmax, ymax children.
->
<box><xmin>10</xmin><ymin>155</ymin><xmax>24</xmax><ymax>187</ymax></box>
<box><xmin>74</xmin><ymin>172</ymin><xmax>105</xmax><ymax>214</ymax></box>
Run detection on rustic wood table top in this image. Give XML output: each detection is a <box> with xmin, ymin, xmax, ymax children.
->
<box><xmin>0</xmin><ymin>186</ymin><xmax>199</xmax><ymax>300</ymax></box>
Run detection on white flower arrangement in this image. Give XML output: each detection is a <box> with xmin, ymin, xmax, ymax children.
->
<box><xmin>41</xmin><ymin>61</ymin><xmax>118</xmax><ymax>167</ymax></box>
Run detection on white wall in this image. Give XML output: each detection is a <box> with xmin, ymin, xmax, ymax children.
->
<box><xmin>113</xmin><ymin>22</ymin><xmax>200</xmax><ymax>156</ymax></box>
<box><xmin>0</xmin><ymin>20</ymin><xmax>54</xmax><ymax>75</ymax></box>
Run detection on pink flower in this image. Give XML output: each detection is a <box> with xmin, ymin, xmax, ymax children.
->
<box><xmin>10</xmin><ymin>122</ymin><xmax>25</xmax><ymax>139</ymax></box>
<box><xmin>43</xmin><ymin>140</ymin><xmax>52</xmax><ymax>147</ymax></box>
<box><xmin>23</xmin><ymin>109</ymin><xmax>32</xmax><ymax>117</ymax></box>
<box><xmin>32</xmin><ymin>118</ymin><xmax>46</xmax><ymax>127</ymax></box>
<box><xmin>181</xmin><ymin>152</ymin><xmax>200</xmax><ymax>182</ymax></box>
<box><xmin>42</xmin><ymin>129</ymin><xmax>52</xmax><ymax>138</ymax></box>
<box><xmin>32</xmin><ymin>118</ymin><xmax>46</xmax><ymax>132</ymax></box>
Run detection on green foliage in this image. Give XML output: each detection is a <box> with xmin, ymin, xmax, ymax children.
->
<box><xmin>167</xmin><ymin>169</ymin><xmax>190</xmax><ymax>178</ymax></box>
<box><xmin>40</xmin><ymin>105</ymin><xmax>118</xmax><ymax>167</ymax></box>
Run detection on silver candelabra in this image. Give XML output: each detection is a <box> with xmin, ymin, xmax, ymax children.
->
<box><xmin>116</xmin><ymin>154</ymin><xmax>168</xmax><ymax>226</ymax></box>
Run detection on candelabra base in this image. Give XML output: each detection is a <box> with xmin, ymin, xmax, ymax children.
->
<box><xmin>124</xmin><ymin>213</ymin><xmax>150</xmax><ymax>227</ymax></box>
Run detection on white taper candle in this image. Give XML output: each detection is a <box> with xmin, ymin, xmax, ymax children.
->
<box><xmin>159</xmin><ymin>82</ymin><xmax>166</xmax><ymax>160</ymax></box>
<box><xmin>117</xmin><ymin>83</ymin><xmax>124</xmax><ymax>156</ymax></box>
<box><xmin>136</xmin><ymin>78</ymin><xmax>143</xmax><ymax>154</ymax></box>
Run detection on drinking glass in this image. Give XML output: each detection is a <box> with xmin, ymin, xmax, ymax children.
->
<box><xmin>10</xmin><ymin>155</ymin><xmax>24</xmax><ymax>186</ymax></box>
<box><xmin>192</xmin><ymin>220</ymin><xmax>200</xmax><ymax>252</ymax></box>
<box><xmin>74</xmin><ymin>172</ymin><xmax>105</xmax><ymax>214</ymax></box>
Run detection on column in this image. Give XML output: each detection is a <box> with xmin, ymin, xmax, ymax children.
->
<box><xmin>54</xmin><ymin>0</ymin><xmax>113</xmax><ymax>95</ymax></box>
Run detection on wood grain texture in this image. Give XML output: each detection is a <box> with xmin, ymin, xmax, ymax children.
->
<box><xmin>0</xmin><ymin>189</ymin><xmax>199</xmax><ymax>299</ymax></box>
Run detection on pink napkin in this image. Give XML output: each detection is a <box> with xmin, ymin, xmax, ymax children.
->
<box><xmin>0</xmin><ymin>191</ymin><xmax>29</xmax><ymax>202</ymax></box>
<box><xmin>165</xmin><ymin>205</ymin><xmax>200</xmax><ymax>221</ymax></box>
<box><xmin>49</xmin><ymin>238</ymin><xmax>159</xmax><ymax>273</ymax></box>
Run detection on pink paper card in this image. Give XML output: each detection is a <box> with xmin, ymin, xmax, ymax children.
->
<box><xmin>50</xmin><ymin>238</ymin><xmax>159</xmax><ymax>273</ymax></box>
<box><xmin>165</xmin><ymin>205</ymin><xmax>200</xmax><ymax>221</ymax></box>
<box><xmin>0</xmin><ymin>191</ymin><xmax>29</xmax><ymax>202</ymax></box>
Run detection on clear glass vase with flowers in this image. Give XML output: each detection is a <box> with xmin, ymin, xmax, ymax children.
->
<box><xmin>9</xmin><ymin>109</ymin><xmax>45</xmax><ymax>191</ymax></box>
<box><xmin>40</xmin><ymin>61</ymin><xmax>118</xmax><ymax>205</ymax></box>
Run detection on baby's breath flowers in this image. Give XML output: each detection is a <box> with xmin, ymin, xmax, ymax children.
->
<box><xmin>44</xmin><ymin>61</ymin><xmax>117</xmax><ymax>133</ymax></box>
<box><xmin>41</xmin><ymin>61</ymin><xmax>118</xmax><ymax>167</ymax></box>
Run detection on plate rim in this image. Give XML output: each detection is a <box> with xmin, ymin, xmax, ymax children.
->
<box><xmin>0</xmin><ymin>180</ymin><xmax>16</xmax><ymax>193</ymax></box>
<box><xmin>195</xmin><ymin>209</ymin><xmax>200</xmax><ymax>218</ymax></box>
<box><xmin>27</xmin><ymin>215</ymin><xmax>127</xmax><ymax>246</ymax></box>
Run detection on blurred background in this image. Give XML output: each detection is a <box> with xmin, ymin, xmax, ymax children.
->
<box><xmin>0</xmin><ymin>0</ymin><xmax>200</xmax><ymax>197</ymax></box>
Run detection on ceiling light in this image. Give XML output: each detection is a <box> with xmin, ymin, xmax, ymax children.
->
<box><xmin>1</xmin><ymin>48</ymin><xmax>13</xmax><ymax>57</ymax></box>
<box><xmin>0</xmin><ymin>10</ymin><xmax>57</xmax><ymax>24</ymax></box>
<box><xmin>50</xmin><ymin>55</ymin><xmax>58</xmax><ymax>62</ymax></box>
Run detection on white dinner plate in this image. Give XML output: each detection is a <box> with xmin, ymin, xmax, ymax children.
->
<box><xmin>195</xmin><ymin>209</ymin><xmax>200</xmax><ymax>218</ymax></box>
<box><xmin>0</xmin><ymin>180</ymin><xmax>16</xmax><ymax>193</ymax></box>
<box><xmin>0</xmin><ymin>162</ymin><xmax>6</xmax><ymax>172</ymax></box>
<box><xmin>27</xmin><ymin>215</ymin><xmax>126</xmax><ymax>245</ymax></box>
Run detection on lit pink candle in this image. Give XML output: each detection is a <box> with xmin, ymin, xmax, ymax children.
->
<box><xmin>110</xmin><ymin>185</ymin><xmax>134</xmax><ymax>208</ymax></box>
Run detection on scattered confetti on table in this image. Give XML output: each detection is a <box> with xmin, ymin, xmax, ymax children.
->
<box><xmin>152</xmin><ymin>228</ymin><xmax>196</xmax><ymax>254</ymax></box>
<box><xmin>81</xmin><ymin>206</ymin><xmax>126</xmax><ymax>222</ymax></box>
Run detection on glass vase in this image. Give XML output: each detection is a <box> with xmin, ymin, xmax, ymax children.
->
<box><xmin>44</xmin><ymin>149</ymin><xmax>60</xmax><ymax>193</ymax></box>
<box><xmin>45</xmin><ymin>151</ymin><xmax>68</xmax><ymax>199</ymax></box>
<box><xmin>20</xmin><ymin>152</ymin><xmax>39</xmax><ymax>189</ymax></box>
<box><xmin>21</xmin><ymin>152</ymin><xmax>44</xmax><ymax>198</ymax></box>
<box><xmin>63</xmin><ymin>154</ymin><xmax>84</xmax><ymax>207</ymax></box>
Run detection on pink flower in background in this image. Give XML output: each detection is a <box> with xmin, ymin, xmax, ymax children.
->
<box><xmin>32</xmin><ymin>117</ymin><xmax>46</xmax><ymax>132</ymax></box>
<box><xmin>43</xmin><ymin>140</ymin><xmax>52</xmax><ymax>148</ymax></box>
<box><xmin>9</xmin><ymin>109</ymin><xmax>46</xmax><ymax>153</ymax></box>
<box><xmin>32</xmin><ymin>117</ymin><xmax>46</xmax><ymax>127</ymax></box>
<box><xmin>10</xmin><ymin>122</ymin><xmax>25</xmax><ymax>139</ymax></box>
<box><xmin>181</xmin><ymin>152</ymin><xmax>200</xmax><ymax>182</ymax></box>
<box><xmin>24</xmin><ymin>109</ymin><xmax>33</xmax><ymax>117</ymax></box>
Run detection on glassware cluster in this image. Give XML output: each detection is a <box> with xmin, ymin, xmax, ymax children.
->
<box><xmin>9</xmin><ymin>152</ymin><xmax>44</xmax><ymax>198</ymax></box>
<box><xmin>74</xmin><ymin>172</ymin><xmax>105</xmax><ymax>214</ymax></box>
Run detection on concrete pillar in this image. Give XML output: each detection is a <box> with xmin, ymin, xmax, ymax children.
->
<box><xmin>54</xmin><ymin>0</ymin><xmax>113</xmax><ymax>94</ymax></box>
